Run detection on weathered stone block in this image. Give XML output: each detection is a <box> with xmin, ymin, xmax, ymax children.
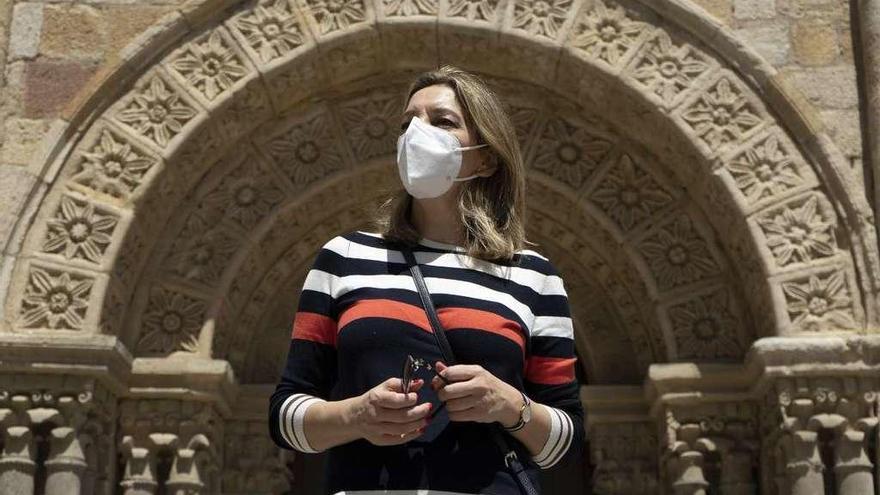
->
<box><xmin>8</xmin><ymin>2</ymin><xmax>43</xmax><ymax>60</ymax></box>
<box><xmin>792</xmin><ymin>18</ymin><xmax>839</xmax><ymax>65</ymax></box>
<box><xmin>24</xmin><ymin>59</ymin><xmax>100</xmax><ymax>119</ymax></box>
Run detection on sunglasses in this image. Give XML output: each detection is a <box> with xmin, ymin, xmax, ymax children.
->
<box><xmin>402</xmin><ymin>354</ymin><xmax>450</xmax><ymax>419</ymax></box>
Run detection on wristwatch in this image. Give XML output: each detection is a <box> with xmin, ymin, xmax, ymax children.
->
<box><xmin>503</xmin><ymin>390</ymin><xmax>531</xmax><ymax>432</ymax></box>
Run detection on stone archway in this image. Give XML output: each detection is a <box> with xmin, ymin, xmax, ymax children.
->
<box><xmin>1</xmin><ymin>0</ymin><xmax>879</xmax><ymax>493</ymax></box>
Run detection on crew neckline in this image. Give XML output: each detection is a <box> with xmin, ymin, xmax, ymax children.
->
<box><xmin>417</xmin><ymin>236</ymin><xmax>466</xmax><ymax>252</ymax></box>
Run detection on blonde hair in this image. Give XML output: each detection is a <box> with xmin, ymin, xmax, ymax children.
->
<box><xmin>372</xmin><ymin>65</ymin><xmax>532</xmax><ymax>263</ymax></box>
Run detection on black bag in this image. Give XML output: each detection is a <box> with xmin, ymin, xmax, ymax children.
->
<box><xmin>401</xmin><ymin>246</ymin><xmax>540</xmax><ymax>495</ymax></box>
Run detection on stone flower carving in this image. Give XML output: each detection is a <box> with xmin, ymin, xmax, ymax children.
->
<box><xmin>307</xmin><ymin>0</ymin><xmax>367</xmax><ymax>34</ymax></box>
<box><xmin>116</xmin><ymin>76</ymin><xmax>198</xmax><ymax>149</ymax></box>
<box><xmin>384</xmin><ymin>0</ymin><xmax>438</xmax><ymax>16</ymax></box>
<box><xmin>265</xmin><ymin>113</ymin><xmax>346</xmax><ymax>187</ymax></box>
<box><xmin>446</xmin><ymin>0</ymin><xmax>501</xmax><ymax>22</ymax></box>
<box><xmin>568</xmin><ymin>1</ymin><xmax>648</xmax><ymax>66</ymax></box>
<box><xmin>167</xmin><ymin>221</ymin><xmax>242</xmax><ymax>287</ymax></box>
<box><xmin>512</xmin><ymin>0</ymin><xmax>572</xmax><ymax>39</ymax></box>
<box><xmin>43</xmin><ymin>195</ymin><xmax>119</xmax><ymax>264</ymax></box>
<box><xmin>532</xmin><ymin>116</ymin><xmax>612</xmax><ymax>189</ymax></box>
<box><xmin>681</xmin><ymin>77</ymin><xmax>762</xmax><ymax>151</ymax></box>
<box><xmin>638</xmin><ymin>215</ymin><xmax>720</xmax><ymax>291</ymax></box>
<box><xmin>590</xmin><ymin>153</ymin><xmax>675</xmax><ymax>231</ymax></box>
<box><xmin>19</xmin><ymin>267</ymin><xmax>93</xmax><ymax>330</ymax></box>
<box><xmin>231</xmin><ymin>0</ymin><xmax>306</xmax><ymax>63</ymax></box>
<box><xmin>139</xmin><ymin>288</ymin><xmax>206</xmax><ymax>354</ymax></box>
<box><xmin>73</xmin><ymin>129</ymin><xmax>156</xmax><ymax>199</ymax></box>
<box><xmin>338</xmin><ymin>92</ymin><xmax>400</xmax><ymax>161</ymax></box>
<box><xmin>758</xmin><ymin>195</ymin><xmax>835</xmax><ymax>267</ymax></box>
<box><xmin>169</xmin><ymin>30</ymin><xmax>248</xmax><ymax>101</ymax></box>
<box><xmin>727</xmin><ymin>133</ymin><xmax>807</xmax><ymax>205</ymax></box>
<box><xmin>202</xmin><ymin>161</ymin><xmax>285</xmax><ymax>230</ymax></box>
<box><xmin>630</xmin><ymin>31</ymin><xmax>711</xmax><ymax>105</ymax></box>
<box><xmin>782</xmin><ymin>271</ymin><xmax>856</xmax><ymax>331</ymax></box>
<box><xmin>668</xmin><ymin>291</ymin><xmax>742</xmax><ymax>360</ymax></box>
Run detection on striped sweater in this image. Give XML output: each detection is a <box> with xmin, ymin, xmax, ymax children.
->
<box><xmin>268</xmin><ymin>231</ymin><xmax>584</xmax><ymax>494</ymax></box>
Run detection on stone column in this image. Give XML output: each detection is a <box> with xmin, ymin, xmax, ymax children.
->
<box><xmin>44</xmin><ymin>426</ymin><xmax>88</xmax><ymax>495</ymax></box>
<box><xmin>667</xmin><ymin>424</ymin><xmax>709</xmax><ymax>495</ymax></box>
<box><xmin>165</xmin><ymin>434</ymin><xmax>212</xmax><ymax>495</ymax></box>
<box><xmin>833</xmin><ymin>424</ymin><xmax>876</xmax><ymax>495</ymax></box>
<box><xmin>0</xmin><ymin>425</ymin><xmax>35</xmax><ymax>495</ymax></box>
<box><xmin>780</xmin><ymin>430</ymin><xmax>824</xmax><ymax>495</ymax></box>
<box><xmin>119</xmin><ymin>436</ymin><xmax>158</xmax><ymax>495</ymax></box>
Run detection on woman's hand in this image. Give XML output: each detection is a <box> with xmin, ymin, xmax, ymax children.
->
<box><xmin>430</xmin><ymin>362</ymin><xmax>522</xmax><ymax>427</ymax></box>
<box><xmin>348</xmin><ymin>377</ymin><xmax>433</xmax><ymax>446</ymax></box>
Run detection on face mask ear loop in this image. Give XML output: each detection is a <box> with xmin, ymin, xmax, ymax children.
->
<box><xmin>456</xmin><ymin>143</ymin><xmax>489</xmax><ymax>151</ymax></box>
<box><xmin>452</xmin><ymin>174</ymin><xmax>479</xmax><ymax>182</ymax></box>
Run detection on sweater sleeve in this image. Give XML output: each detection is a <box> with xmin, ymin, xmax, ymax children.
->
<box><xmin>268</xmin><ymin>235</ymin><xmax>348</xmax><ymax>453</ymax></box>
<box><xmin>524</xmin><ymin>260</ymin><xmax>585</xmax><ymax>469</ymax></box>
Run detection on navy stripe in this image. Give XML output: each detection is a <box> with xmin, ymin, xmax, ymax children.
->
<box><xmin>530</xmin><ymin>336</ymin><xmax>575</xmax><ymax>358</ymax></box>
<box><xmin>337</xmin><ymin>287</ymin><xmax>531</xmax><ymax>332</ymax></box>
<box><xmin>296</xmin><ymin>289</ymin><xmax>337</xmax><ymax>318</ymax></box>
<box><xmin>343</xmin><ymin>231</ymin><xmax>557</xmax><ymax>275</ymax></box>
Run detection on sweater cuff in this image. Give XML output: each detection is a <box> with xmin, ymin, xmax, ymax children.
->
<box><xmin>279</xmin><ymin>393</ymin><xmax>326</xmax><ymax>453</ymax></box>
<box><xmin>532</xmin><ymin>405</ymin><xmax>573</xmax><ymax>469</ymax></box>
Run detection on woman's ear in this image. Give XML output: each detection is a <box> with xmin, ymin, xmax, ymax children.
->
<box><xmin>478</xmin><ymin>152</ymin><xmax>499</xmax><ymax>177</ymax></box>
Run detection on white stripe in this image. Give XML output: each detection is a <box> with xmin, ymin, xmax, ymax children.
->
<box><xmin>307</xmin><ymin>271</ymin><xmax>574</xmax><ymax>337</ymax></box>
<box><xmin>533</xmin><ymin>406</ymin><xmax>562</xmax><ymax>466</ymax></box>
<box><xmin>339</xmin><ymin>235</ymin><xmax>563</xmax><ymax>295</ymax></box>
<box><xmin>532</xmin><ymin>315</ymin><xmax>574</xmax><ymax>339</ymax></box>
<box><xmin>279</xmin><ymin>394</ymin><xmax>300</xmax><ymax>450</ymax></box>
<box><xmin>293</xmin><ymin>395</ymin><xmax>324</xmax><ymax>453</ymax></box>
<box><xmin>543</xmin><ymin>409</ymin><xmax>574</xmax><ymax>469</ymax></box>
<box><xmin>280</xmin><ymin>394</ymin><xmax>324</xmax><ymax>453</ymax></box>
<box><xmin>336</xmin><ymin>273</ymin><xmax>541</xmax><ymax>327</ymax></box>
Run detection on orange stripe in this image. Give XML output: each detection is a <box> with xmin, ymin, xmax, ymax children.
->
<box><xmin>437</xmin><ymin>307</ymin><xmax>525</xmax><ymax>353</ymax></box>
<box><xmin>526</xmin><ymin>356</ymin><xmax>576</xmax><ymax>385</ymax></box>
<box><xmin>338</xmin><ymin>299</ymin><xmax>432</xmax><ymax>333</ymax></box>
<box><xmin>291</xmin><ymin>312</ymin><xmax>337</xmax><ymax>346</ymax></box>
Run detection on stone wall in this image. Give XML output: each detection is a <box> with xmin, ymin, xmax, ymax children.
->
<box><xmin>0</xmin><ymin>0</ymin><xmax>874</xmax><ymax>247</ymax></box>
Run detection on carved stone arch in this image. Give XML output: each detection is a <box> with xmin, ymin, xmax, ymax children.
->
<box><xmin>1</xmin><ymin>0</ymin><xmax>877</xmax><ymax>384</ymax></box>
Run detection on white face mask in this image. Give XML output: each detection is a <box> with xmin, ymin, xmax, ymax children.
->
<box><xmin>396</xmin><ymin>116</ymin><xmax>489</xmax><ymax>199</ymax></box>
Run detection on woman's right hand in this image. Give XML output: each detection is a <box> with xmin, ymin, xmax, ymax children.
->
<box><xmin>348</xmin><ymin>377</ymin><xmax>433</xmax><ymax>446</ymax></box>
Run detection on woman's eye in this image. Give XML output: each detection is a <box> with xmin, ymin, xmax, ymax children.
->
<box><xmin>435</xmin><ymin>119</ymin><xmax>455</xmax><ymax>128</ymax></box>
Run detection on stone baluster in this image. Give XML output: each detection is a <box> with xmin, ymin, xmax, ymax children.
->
<box><xmin>43</xmin><ymin>426</ymin><xmax>88</xmax><ymax>495</ymax></box>
<box><xmin>779</xmin><ymin>429</ymin><xmax>824</xmax><ymax>495</ymax></box>
<box><xmin>667</xmin><ymin>424</ymin><xmax>710</xmax><ymax>495</ymax></box>
<box><xmin>0</xmin><ymin>425</ymin><xmax>35</xmax><ymax>495</ymax></box>
<box><xmin>119</xmin><ymin>436</ymin><xmax>159</xmax><ymax>495</ymax></box>
<box><xmin>832</xmin><ymin>419</ymin><xmax>877</xmax><ymax>495</ymax></box>
<box><xmin>165</xmin><ymin>433</ymin><xmax>212</xmax><ymax>495</ymax></box>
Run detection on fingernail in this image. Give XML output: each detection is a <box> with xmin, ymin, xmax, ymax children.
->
<box><xmin>427</xmin><ymin>403</ymin><xmax>433</xmax><ymax>411</ymax></box>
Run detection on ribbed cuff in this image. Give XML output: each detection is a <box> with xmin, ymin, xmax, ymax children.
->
<box><xmin>279</xmin><ymin>393</ymin><xmax>326</xmax><ymax>453</ymax></box>
<box><xmin>532</xmin><ymin>406</ymin><xmax>573</xmax><ymax>469</ymax></box>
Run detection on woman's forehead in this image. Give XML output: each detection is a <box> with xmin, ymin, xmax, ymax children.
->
<box><xmin>404</xmin><ymin>85</ymin><xmax>462</xmax><ymax>115</ymax></box>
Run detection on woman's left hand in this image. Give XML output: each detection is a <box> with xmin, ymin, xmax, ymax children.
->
<box><xmin>430</xmin><ymin>362</ymin><xmax>521</xmax><ymax>427</ymax></box>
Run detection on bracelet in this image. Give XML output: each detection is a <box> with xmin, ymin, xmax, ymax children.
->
<box><xmin>503</xmin><ymin>390</ymin><xmax>530</xmax><ymax>432</ymax></box>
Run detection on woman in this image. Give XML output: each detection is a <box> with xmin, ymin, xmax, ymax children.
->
<box><xmin>268</xmin><ymin>65</ymin><xmax>584</xmax><ymax>494</ymax></box>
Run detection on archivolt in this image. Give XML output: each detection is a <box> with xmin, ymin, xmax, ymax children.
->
<box><xmin>3</xmin><ymin>0</ymin><xmax>876</xmax><ymax>386</ymax></box>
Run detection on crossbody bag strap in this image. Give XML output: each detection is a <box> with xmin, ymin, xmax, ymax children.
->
<box><xmin>401</xmin><ymin>246</ymin><xmax>539</xmax><ymax>495</ymax></box>
<box><xmin>401</xmin><ymin>247</ymin><xmax>457</xmax><ymax>366</ymax></box>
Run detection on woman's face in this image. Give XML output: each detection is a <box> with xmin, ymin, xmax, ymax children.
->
<box><xmin>400</xmin><ymin>84</ymin><xmax>492</xmax><ymax>185</ymax></box>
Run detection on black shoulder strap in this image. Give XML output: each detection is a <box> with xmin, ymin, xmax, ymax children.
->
<box><xmin>401</xmin><ymin>246</ymin><xmax>457</xmax><ymax>366</ymax></box>
<box><xmin>401</xmin><ymin>245</ymin><xmax>539</xmax><ymax>495</ymax></box>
